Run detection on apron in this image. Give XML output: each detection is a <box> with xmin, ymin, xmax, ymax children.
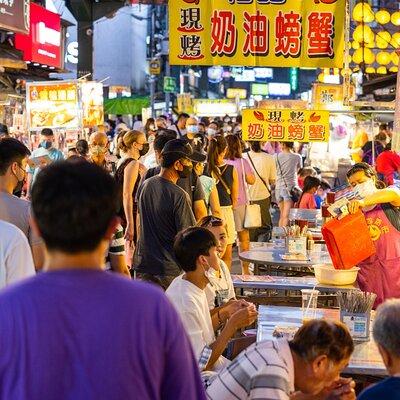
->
<box><xmin>357</xmin><ymin>205</ymin><xmax>400</xmax><ymax>307</ymax></box>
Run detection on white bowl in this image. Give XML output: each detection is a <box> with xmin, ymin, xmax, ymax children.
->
<box><xmin>313</xmin><ymin>264</ymin><xmax>360</xmax><ymax>286</ymax></box>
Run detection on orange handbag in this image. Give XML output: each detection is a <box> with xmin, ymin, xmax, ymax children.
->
<box><xmin>322</xmin><ymin>211</ymin><xmax>376</xmax><ymax>270</ymax></box>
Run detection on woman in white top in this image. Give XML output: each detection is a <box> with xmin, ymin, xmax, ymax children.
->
<box><xmin>197</xmin><ymin>215</ymin><xmax>236</xmax><ymax>309</ymax></box>
<box><xmin>245</xmin><ymin>141</ymin><xmax>276</xmax><ymax>241</ymax></box>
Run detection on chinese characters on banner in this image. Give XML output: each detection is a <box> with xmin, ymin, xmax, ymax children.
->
<box><xmin>312</xmin><ymin>83</ymin><xmax>356</xmax><ymax>110</ymax></box>
<box><xmin>27</xmin><ymin>82</ymin><xmax>79</xmax><ymax>130</ymax></box>
<box><xmin>242</xmin><ymin>109</ymin><xmax>330</xmax><ymax>142</ymax></box>
<box><xmin>169</xmin><ymin>0</ymin><xmax>345</xmax><ymax>68</ymax></box>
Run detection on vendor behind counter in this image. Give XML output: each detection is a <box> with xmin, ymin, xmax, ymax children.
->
<box><xmin>347</xmin><ymin>163</ymin><xmax>400</xmax><ymax>306</ymax></box>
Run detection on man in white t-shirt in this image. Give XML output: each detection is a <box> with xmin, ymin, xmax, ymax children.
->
<box><xmin>0</xmin><ymin>220</ymin><xmax>35</xmax><ymax>289</ymax></box>
<box><xmin>245</xmin><ymin>141</ymin><xmax>276</xmax><ymax>241</ymax></box>
<box><xmin>166</xmin><ymin>227</ymin><xmax>258</xmax><ymax>372</ymax></box>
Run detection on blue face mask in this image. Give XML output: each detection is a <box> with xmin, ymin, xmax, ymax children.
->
<box><xmin>186</xmin><ymin>125</ymin><xmax>199</xmax><ymax>134</ymax></box>
<box><xmin>40</xmin><ymin>140</ymin><xmax>53</xmax><ymax>150</ymax></box>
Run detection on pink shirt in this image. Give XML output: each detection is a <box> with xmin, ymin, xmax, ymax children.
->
<box><xmin>298</xmin><ymin>192</ymin><xmax>317</xmax><ymax>209</ymax></box>
<box><xmin>225</xmin><ymin>158</ymin><xmax>253</xmax><ymax>206</ymax></box>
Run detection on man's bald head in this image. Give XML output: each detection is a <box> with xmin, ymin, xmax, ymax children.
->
<box><xmin>186</xmin><ymin>117</ymin><xmax>198</xmax><ymax>126</ymax></box>
<box><xmin>89</xmin><ymin>131</ymin><xmax>108</xmax><ymax>147</ymax></box>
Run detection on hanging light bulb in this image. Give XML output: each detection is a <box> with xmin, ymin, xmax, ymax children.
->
<box><xmin>391</xmin><ymin>52</ymin><xmax>399</xmax><ymax>66</ymax></box>
<box><xmin>353</xmin><ymin>24</ymin><xmax>374</xmax><ymax>43</ymax></box>
<box><xmin>376</xmin><ymin>31</ymin><xmax>391</xmax><ymax>49</ymax></box>
<box><xmin>352</xmin><ymin>47</ymin><xmax>375</xmax><ymax>64</ymax></box>
<box><xmin>376</xmin><ymin>66</ymin><xmax>387</xmax><ymax>74</ymax></box>
<box><xmin>365</xmin><ymin>40</ymin><xmax>375</xmax><ymax>48</ymax></box>
<box><xmin>365</xmin><ymin>67</ymin><xmax>376</xmax><ymax>73</ymax></box>
<box><xmin>375</xmin><ymin>10</ymin><xmax>391</xmax><ymax>25</ymax></box>
<box><xmin>352</xmin><ymin>2</ymin><xmax>375</xmax><ymax>23</ymax></box>
<box><xmin>376</xmin><ymin>51</ymin><xmax>391</xmax><ymax>65</ymax></box>
<box><xmin>390</xmin><ymin>32</ymin><xmax>400</xmax><ymax>48</ymax></box>
<box><xmin>352</xmin><ymin>41</ymin><xmax>361</xmax><ymax>50</ymax></box>
<box><xmin>389</xmin><ymin>66</ymin><xmax>398</xmax><ymax>73</ymax></box>
<box><xmin>391</xmin><ymin>11</ymin><xmax>400</xmax><ymax>26</ymax></box>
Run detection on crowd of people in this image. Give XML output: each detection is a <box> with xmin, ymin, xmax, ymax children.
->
<box><xmin>0</xmin><ymin>114</ymin><xmax>400</xmax><ymax>399</ymax></box>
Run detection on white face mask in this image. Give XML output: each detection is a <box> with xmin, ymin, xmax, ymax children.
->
<box><xmin>354</xmin><ymin>180</ymin><xmax>377</xmax><ymax>199</ymax></box>
<box><xmin>207</xmin><ymin>128</ymin><xmax>216</xmax><ymax>136</ymax></box>
<box><xmin>203</xmin><ymin>261</ymin><xmax>216</xmax><ymax>281</ymax></box>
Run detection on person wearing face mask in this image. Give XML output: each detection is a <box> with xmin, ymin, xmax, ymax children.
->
<box><xmin>197</xmin><ymin>216</ymin><xmax>235</xmax><ymax>309</ymax></box>
<box><xmin>0</xmin><ymin>138</ymin><xmax>45</xmax><ymax>270</ymax></box>
<box><xmin>27</xmin><ymin>128</ymin><xmax>64</xmax><ymax>195</ymax></box>
<box><xmin>134</xmin><ymin>139</ymin><xmax>206</xmax><ymax>289</ymax></box>
<box><xmin>89</xmin><ymin>131</ymin><xmax>116</xmax><ymax>174</ymax></box>
<box><xmin>143</xmin><ymin>133</ymin><xmax>208</xmax><ymax>220</ymax></box>
<box><xmin>166</xmin><ymin>227</ymin><xmax>258</xmax><ymax>373</ymax></box>
<box><xmin>115</xmin><ymin>130</ymin><xmax>149</xmax><ymax>245</ymax></box>
<box><xmin>184</xmin><ymin>116</ymin><xmax>200</xmax><ymax>145</ymax></box>
<box><xmin>347</xmin><ymin>163</ymin><xmax>400</xmax><ymax>306</ymax></box>
<box><xmin>206</xmin><ymin>122</ymin><xmax>220</xmax><ymax>139</ymax></box>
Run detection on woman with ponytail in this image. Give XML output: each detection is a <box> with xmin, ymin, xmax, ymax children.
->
<box><xmin>206</xmin><ymin>135</ymin><xmax>239</xmax><ymax>269</ymax></box>
<box><xmin>115</xmin><ymin>130</ymin><xmax>149</xmax><ymax>247</ymax></box>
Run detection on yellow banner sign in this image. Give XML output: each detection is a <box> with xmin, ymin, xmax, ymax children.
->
<box><xmin>312</xmin><ymin>83</ymin><xmax>356</xmax><ymax>110</ymax></box>
<box><xmin>169</xmin><ymin>0</ymin><xmax>345</xmax><ymax>68</ymax></box>
<box><xmin>242</xmin><ymin>109</ymin><xmax>330</xmax><ymax>142</ymax></box>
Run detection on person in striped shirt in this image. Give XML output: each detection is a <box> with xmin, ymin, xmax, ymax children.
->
<box><xmin>205</xmin><ymin>320</ymin><xmax>355</xmax><ymax>400</ymax></box>
<box><xmin>105</xmin><ymin>224</ymin><xmax>130</xmax><ymax>277</ymax></box>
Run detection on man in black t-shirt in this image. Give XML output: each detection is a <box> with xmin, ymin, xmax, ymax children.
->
<box><xmin>134</xmin><ymin>140</ymin><xmax>206</xmax><ymax>289</ymax></box>
<box><xmin>143</xmin><ymin>134</ymin><xmax>207</xmax><ymax>220</ymax></box>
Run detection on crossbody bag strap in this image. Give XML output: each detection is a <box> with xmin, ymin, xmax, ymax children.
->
<box><xmin>214</xmin><ymin>165</ymin><xmax>231</xmax><ymax>196</ymax></box>
<box><xmin>247</xmin><ymin>153</ymin><xmax>270</xmax><ymax>196</ymax></box>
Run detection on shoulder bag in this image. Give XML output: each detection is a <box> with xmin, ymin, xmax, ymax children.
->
<box><xmin>241</xmin><ymin>158</ymin><xmax>262</xmax><ymax>229</ymax></box>
<box><xmin>276</xmin><ymin>154</ymin><xmax>302</xmax><ymax>203</ymax></box>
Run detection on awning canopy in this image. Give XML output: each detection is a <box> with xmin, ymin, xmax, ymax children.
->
<box><xmin>104</xmin><ymin>96</ymin><xmax>150</xmax><ymax>115</ymax></box>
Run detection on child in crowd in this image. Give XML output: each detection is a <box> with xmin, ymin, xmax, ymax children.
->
<box><xmin>298</xmin><ymin>176</ymin><xmax>321</xmax><ymax>209</ymax></box>
<box><xmin>297</xmin><ymin>167</ymin><xmax>317</xmax><ymax>189</ymax></box>
<box><xmin>315</xmin><ymin>180</ymin><xmax>331</xmax><ymax>209</ymax></box>
<box><xmin>197</xmin><ymin>216</ymin><xmax>235</xmax><ymax>310</ymax></box>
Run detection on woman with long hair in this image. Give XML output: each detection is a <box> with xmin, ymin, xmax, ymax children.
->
<box><xmin>115</xmin><ymin>130</ymin><xmax>149</xmax><ymax>246</ymax></box>
<box><xmin>225</xmin><ymin>135</ymin><xmax>256</xmax><ymax>275</ymax></box>
<box><xmin>275</xmin><ymin>141</ymin><xmax>303</xmax><ymax>227</ymax></box>
<box><xmin>347</xmin><ymin>162</ymin><xmax>400</xmax><ymax>306</ymax></box>
<box><xmin>298</xmin><ymin>176</ymin><xmax>321</xmax><ymax>209</ymax></box>
<box><xmin>207</xmin><ymin>135</ymin><xmax>239</xmax><ymax>269</ymax></box>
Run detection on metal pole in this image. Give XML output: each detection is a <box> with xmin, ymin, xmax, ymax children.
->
<box><xmin>150</xmin><ymin>4</ymin><xmax>156</xmax><ymax>118</ymax></box>
<box><xmin>165</xmin><ymin>5</ymin><xmax>170</xmax><ymax>114</ymax></box>
<box><xmin>393</xmin><ymin>50</ymin><xmax>400</xmax><ymax>153</ymax></box>
<box><xmin>343</xmin><ymin>0</ymin><xmax>351</xmax><ymax>106</ymax></box>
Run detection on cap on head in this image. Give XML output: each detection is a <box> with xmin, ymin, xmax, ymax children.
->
<box><xmin>161</xmin><ymin>139</ymin><xmax>207</xmax><ymax>163</ymax></box>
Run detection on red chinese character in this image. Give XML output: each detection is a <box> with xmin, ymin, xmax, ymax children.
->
<box><xmin>275</xmin><ymin>11</ymin><xmax>302</xmax><ymax>57</ymax></box>
<box><xmin>247</xmin><ymin>123</ymin><xmax>264</xmax><ymax>140</ymax></box>
<box><xmin>178</xmin><ymin>8</ymin><xmax>204</xmax><ymax>33</ymax></box>
<box><xmin>178</xmin><ymin>35</ymin><xmax>204</xmax><ymax>60</ymax></box>
<box><xmin>211</xmin><ymin>10</ymin><xmax>238</xmax><ymax>56</ymax></box>
<box><xmin>309</xmin><ymin>125</ymin><xmax>326</xmax><ymax>140</ymax></box>
<box><xmin>268</xmin><ymin>124</ymin><xmax>285</xmax><ymax>140</ymax></box>
<box><xmin>243</xmin><ymin>11</ymin><xmax>269</xmax><ymax>56</ymax></box>
<box><xmin>307</xmin><ymin>12</ymin><xmax>334</xmax><ymax>57</ymax></box>
<box><xmin>288</xmin><ymin>124</ymin><xmax>305</xmax><ymax>141</ymax></box>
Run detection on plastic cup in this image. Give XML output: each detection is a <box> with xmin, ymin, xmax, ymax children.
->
<box><xmin>301</xmin><ymin>289</ymin><xmax>320</xmax><ymax>323</ymax></box>
<box><xmin>326</xmin><ymin>192</ymin><xmax>336</xmax><ymax>204</ymax></box>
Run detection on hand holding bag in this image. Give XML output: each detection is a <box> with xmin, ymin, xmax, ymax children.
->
<box><xmin>241</xmin><ymin>158</ymin><xmax>262</xmax><ymax>229</ymax></box>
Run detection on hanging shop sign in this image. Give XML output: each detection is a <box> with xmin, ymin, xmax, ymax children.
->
<box><xmin>227</xmin><ymin>88</ymin><xmax>247</xmax><ymax>99</ymax></box>
<box><xmin>177</xmin><ymin>93</ymin><xmax>193</xmax><ymax>113</ymax></box>
<box><xmin>164</xmin><ymin>76</ymin><xmax>177</xmax><ymax>93</ymax></box>
<box><xmin>0</xmin><ymin>0</ymin><xmax>30</xmax><ymax>34</ymax></box>
<box><xmin>312</xmin><ymin>83</ymin><xmax>355</xmax><ymax>110</ymax></box>
<box><xmin>242</xmin><ymin>109</ymin><xmax>330</xmax><ymax>142</ymax></box>
<box><xmin>81</xmin><ymin>82</ymin><xmax>104</xmax><ymax>127</ymax></box>
<box><xmin>193</xmin><ymin>99</ymin><xmax>238</xmax><ymax>117</ymax></box>
<box><xmin>27</xmin><ymin>82</ymin><xmax>79</xmax><ymax>130</ymax></box>
<box><xmin>15</xmin><ymin>3</ymin><xmax>62</xmax><ymax>68</ymax></box>
<box><xmin>149</xmin><ymin>58</ymin><xmax>161</xmax><ymax>75</ymax></box>
<box><xmin>256</xmin><ymin>99</ymin><xmax>308</xmax><ymax>109</ymax></box>
<box><xmin>169</xmin><ymin>0</ymin><xmax>345</xmax><ymax>68</ymax></box>
<box><xmin>26</xmin><ymin>80</ymin><xmax>104</xmax><ymax>130</ymax></box>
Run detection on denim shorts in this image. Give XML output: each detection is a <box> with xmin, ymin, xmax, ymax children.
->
<box><xmin>275</xmin><ymin>187</ymin><xmax>292</xmax><ymax>203</ymax></box>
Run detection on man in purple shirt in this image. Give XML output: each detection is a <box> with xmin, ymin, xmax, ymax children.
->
<box><xmin>0</xmin><ymin>161</ymin><xmax>205</xmax><ymax>400</ymax></box>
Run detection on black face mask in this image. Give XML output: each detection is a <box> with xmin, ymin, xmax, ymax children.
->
<box><xmin>139</xmin><ymin>143</ymin><xmax>150</xmax><ymax>157</ymax></box>
<box><xmin>177</xmin><ymin>165</ymin><xmax>193</xmax><ymax>179</ymax></box>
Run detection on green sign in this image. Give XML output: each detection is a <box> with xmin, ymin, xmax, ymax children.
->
<box><xmin>290</xmin><ymin>67</ymin><xmax>298</xmax><ymax>92</ymax></box>
<box><xmin>164</xmin><ymin>76</ymin><xmax>177</xmax><ymax>93</ymax></box>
